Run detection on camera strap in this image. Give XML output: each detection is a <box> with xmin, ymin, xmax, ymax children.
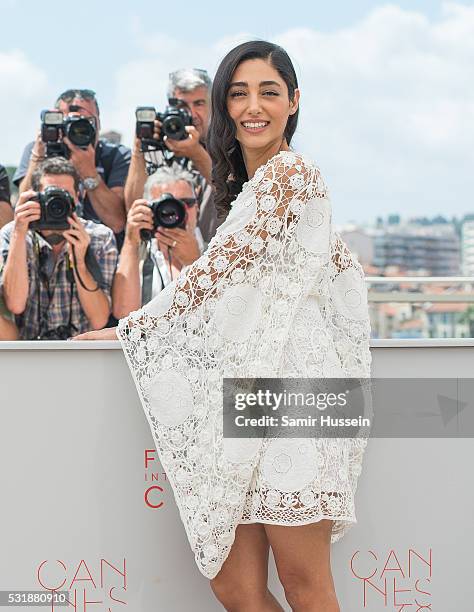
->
<box><xmin>33</xmin><ymin>233</ymin><xmax>76</xmax><ymax>339</ymax></box>
<box><xmin>67</xmin><ymin>245</ymin><xmax>103</xmax><ymax>293</ymax></box>
<box><xmin>141</xmin><ymin>244</ymin><xmax>154</xmax><ymax>306</ymax></box>
<box><xmin>33</xmin><ymin>234</ymin><xmax>46</xmax><ymax>339</ymax></box>
<box><xmin>166</xmin><ymin>246</ymin><xmax>175</xmax><ymax>281</ymax></box>
<box><xmin>65</xmin><ymin>253</ymin><xmax>77</xmax><ymax>330</ymax></box>
<box><xmin>84</xmin><ymin>246</ymin><xmax>105</xmax><ymax>286</ymax></box>
<box><xmin>141</xmin><ymin>242</ymin><xmax>166</xmax><ymax>306</ymax></box>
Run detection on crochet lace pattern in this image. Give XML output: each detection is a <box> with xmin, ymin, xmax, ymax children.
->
<box><xmin>117</xmin><ymin>150</ymin><xmax>372</xmax><ymax>579</ymax></box>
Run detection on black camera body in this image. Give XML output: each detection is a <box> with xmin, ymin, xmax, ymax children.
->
<box><xmin>30</xmin><ymin>186</ymin><xmax>75</xmax><ymax>231</ymax></box>
<box><xmin>135</xmin><ymin>99</ymin><xmax>193</xmax><ymax>152</ymax></box>
<box><xmin>140</xmin><ymin>193</ymin><xmax>187</xmax><ymax>241</ymax></box>
<box><xmin>41</xmin><ymin>110</ymin><xmax>97</xmax><ymax>158</ymax></box>
<box><xmin>39</xmin><ymin>325</ymin><xmax>77</xmax><ymax>340</ymax></box>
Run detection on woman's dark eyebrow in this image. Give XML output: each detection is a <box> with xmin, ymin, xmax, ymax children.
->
<box><xmin>229</xmin><ymin>80</ymin><xmax>282</xmax><ymax>88</ymax></box>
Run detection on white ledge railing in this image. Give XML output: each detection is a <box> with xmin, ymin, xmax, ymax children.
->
<box><xmin>365</xmin><ymin>276</ymin><xmax>474</xmax><ymax>303</ymax></box>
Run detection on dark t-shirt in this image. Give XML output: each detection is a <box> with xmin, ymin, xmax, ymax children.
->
<box><xmin>13</xmin><ymin>139</ymin><xmax>131</xmax><ymax>224</ymax></box>
<box><xmin>0</xmin><ymin>165</ymin><xmax>11</xmax><ymax>204</ymax></box>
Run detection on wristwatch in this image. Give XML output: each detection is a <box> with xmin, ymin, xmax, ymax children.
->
<box><xmin>83</xmin><ymin>174</ymin><xmax>100</xmax><ymax>191</ymax></box>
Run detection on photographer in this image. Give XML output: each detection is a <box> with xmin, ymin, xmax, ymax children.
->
<box><xmin>0</xmin><ymin>164</ymin><xmax>13</xmax><ymax>229</ymax></box>
<box><xmin>0</xmin><ymin>255</ymin><xmax>18</xmax><ymax>340</ymax></box>
<box><xmin>0</xmin><ymin>305</ymin><xmax>18</xmax><ymax>340</ymax></box>
<box><xmin>124</xmin><ymin>69</ymin><xmax>218</xmax><ymax>245</ymax></box>
<box><xmin>0</xmin><ymin>157</ymin><xmax>118</xmax><ymax>340</ymax></box>
<box><xmin>113</xmin><ymin>166</ymin><xmax>203</xmax><ymax>319</ymax></box>
<box><xmin>13</xmin><ymin>89</ymin><xmax>130</xmax><ymax>236</ymax></box>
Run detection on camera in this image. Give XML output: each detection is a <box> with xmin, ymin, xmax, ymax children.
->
<box><xmin>140</xmin><ymin>193</ymin><xmax>187</xmax><ymax>241</ymax></box>
<box><xmin>135</xmin><ymin>99</ymin><xmax>193</xmax><ymax>152</ymax></box>
<box><xmin>41</xmin><ymin>110</ymin><xmax>97</xmax><ymax>158</ymax></box>
<box><xmin>30</xmin><ymin>186</ymin><xmax>75</xmax><ymax>231</ymax></box>
<box><xmin>39</xmin><ymin>325</ymin><xmax>77</xmax><ymax>340</ymax></box>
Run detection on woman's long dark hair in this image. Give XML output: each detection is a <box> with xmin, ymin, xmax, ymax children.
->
<box><xmin>207</xmin><ymin>40</ymin><xmax>299</xmax><ymax>221</ymax></box>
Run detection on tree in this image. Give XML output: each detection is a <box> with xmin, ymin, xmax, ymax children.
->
<box><xmin>459</xmin><ymin>305</ymin><xmax>474</xmax><ymax>338</ymax></box>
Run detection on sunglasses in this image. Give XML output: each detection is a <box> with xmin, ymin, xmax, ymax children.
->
<box><xmin>181</xmin><ymin>197</ymin><xmax>197</xmax><ymax>207</ymax></box>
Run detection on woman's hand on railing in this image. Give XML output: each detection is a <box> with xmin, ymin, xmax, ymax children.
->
<box><xmin>69</xmin><ymin>327</ymin><xmax>118</xmax><ymax>341</ymax></box>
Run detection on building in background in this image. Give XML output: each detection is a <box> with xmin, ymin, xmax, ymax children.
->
<box><xmin>425</xmin><ymin>303</ymin><xmax>470</xmax><ymax>338</ymax></box>
<box><xmin>339</xmin><ymin>215</ymin><xmax>462</xmax><ymax>276</ymax></box>
<box><xmin>392</xmin><ymin>316</ymin><xmax>427</xmax><ymax>339</ymax></box>
<box><xmin>372</xmin><ymin>225</ymin><xmax>460</xmax><ymax>276</ymax></box>
<box><xmin>461</xmin><ymin>215</ymin><xmax>474</xmax><ymax>276</ymax></box>
<box><xmin>337</xmin><ymin>224</ymin><xmax>375</xmax><ymax>266</ymax></box>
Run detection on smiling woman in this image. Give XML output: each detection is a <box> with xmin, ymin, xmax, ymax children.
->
<box><xmin>111</xmin><ymin>40</ymin><xmax>372</xmax><ymax>612</ymax></box>
<box><xmin>74</xmin><ymin>39</ymin><xmax>372</xmax><ymax>612</ymax></box>
<box><xmin>208</xmin><ymin>42</ymin><xmax>300</xmax><ymax>224</ymax></box>
<box><xmin>228</xmin><ymin>76</ymin><xmax>294</xmax><ymax>134</ymax></box>
<box><xmin>226</xmin><ymin>71</ymin><xmax>299</xmax><ymax>171</ymax></box>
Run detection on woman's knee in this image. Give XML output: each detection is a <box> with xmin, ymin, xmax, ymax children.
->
<box><xmin>210</xmin><ymin>574</ymin><xmax>266</xmax><ymax>611</ymax></box>
<box><xmin>279</xmin><ymin>571</ymin><xmax>311</xmax><ymax>609</ymax></box>
<box><xmin>278</xmin><ymin>569</ymin><xmax>339</xmax><ymax>612</ymax></box>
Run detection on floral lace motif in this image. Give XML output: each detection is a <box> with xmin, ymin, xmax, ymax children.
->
<box><xmin>117</xmin><ymin>150</ymin><xmax>372</xmax><ymax>579</ymax></box>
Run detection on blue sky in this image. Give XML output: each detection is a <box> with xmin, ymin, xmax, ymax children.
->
<box><xmin>1</xmin><ymin>1</ymin><xmax>473</xmax><ymax>225</ymax></box>
<box><xmin>1</xmin><ymin>0</ymin><xmax>464</xmax><ymax>108</ymax></box>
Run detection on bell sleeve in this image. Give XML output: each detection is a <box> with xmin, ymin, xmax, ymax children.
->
<box><xmin>116</xmin><ymin>150</ymin><xmax>333</xmax><ymax>578</ymax></box>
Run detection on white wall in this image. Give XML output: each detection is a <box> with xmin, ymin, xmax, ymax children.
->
<box><xmin>0</xmin><ymin>341</ymin><xmax>473</xmax><ymax>611</ymax></box>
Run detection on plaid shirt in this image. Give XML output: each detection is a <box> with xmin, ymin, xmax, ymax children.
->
<box><xmin>0</xmin><ymin>220</ymin><xmax>118</xmax><ymax>340</ymax></box>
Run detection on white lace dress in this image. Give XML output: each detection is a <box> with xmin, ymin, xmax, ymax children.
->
<box><xmin>117</xmin><ymin>150</ymin><xmax>372</xmax><ymax>579</ymax></box>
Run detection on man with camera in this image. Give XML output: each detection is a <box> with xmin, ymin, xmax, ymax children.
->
<box><xmin>0</xmin><ymin>169</ymin><xmax>16</xmax><ymax>338</ymax></box>
<box><xmin>0</xmin><ymin>164</ymin><xmax>13</xmax><ymax>229</ymax></box>
<box><xmin>0</xmin><ymin>307</ymin><xmax>18</xmax><ymax>340</ymax></box>
<box><xmin>14</xmin><ymin>89</ymin><xmax>130</xmax><ymax>237</ymax></box>
<box><xmin>124</xmin><ymin>69</ymin><xmax>218</xmax><ymax>248</ymax></box>
<box><xmin>0</xmin><ymin>255</ymin><xmax>18</xmax><ymax>340</ymax></box>
<box><xmin>0</xmin><ymin>157</ymin><xmax>118</xmax><ymax>340</ymax></box>
<box><xmin>112</xmin><ymin>165</ymin><xmax>203</xmax><ymax>319</ymax></box>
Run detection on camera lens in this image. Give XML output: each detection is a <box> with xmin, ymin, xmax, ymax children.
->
<box><xmin>48</xmin><ymin>197</ymin><xmax>69</xmax><ymax>219</ymax></box>
<box><xmin>67</xmin><ymin>118</ymin><xmax>96</xmax><ymax>147</ymax></box>
<box><xmin>154</xmin><ymin>197</ymin><xmax>186</xmax><ymax>229</ymax></box>
<box><xmin>162</xmin><ymin>115</ymin><xmax>186</xmax><ymax>140</ymax></box>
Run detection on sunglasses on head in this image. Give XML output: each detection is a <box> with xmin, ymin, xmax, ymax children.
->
<box><xmin>56</xmin><ymin>89</ymin><xmax>99</xmax><ymax>116</ymax></box>
<box><xmin>57</xmin><ymin>89</ymin><xmax>97</xmax><ymax>102</ymax></box>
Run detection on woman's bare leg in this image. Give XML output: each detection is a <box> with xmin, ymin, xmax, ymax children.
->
<box><xmin>210</xmin><ymin>523</ymin><xmax>285</xmax><ymax>612</ymax></box>
<box><xmin>264</xmin><ymin>520</ymin><xmax>339</xmax><ymax>612</ymax></box>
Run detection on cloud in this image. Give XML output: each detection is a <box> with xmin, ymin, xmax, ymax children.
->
<box><xmin>105</xmin><ymin>31</ymin><xmax>254</xmax><ymax>147</ymax></box>
<box><xmin>2</xmin><ymin>3</ymin><xmax>473</xmax><ymax>225</ymax></box>
<box><xmin>273</xmin><ymin>3</ymin><xmax>474</xmax><ymax>223</ymax></box>
<box><xmin>105</xmin><ymin>3</ymin><xmax>474</xmax><ymax>224</ymax></box>
<box><xmin>0</xmin><ymin>50</ymin><xmax>53</xmax><ymax>165</ymax></box>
